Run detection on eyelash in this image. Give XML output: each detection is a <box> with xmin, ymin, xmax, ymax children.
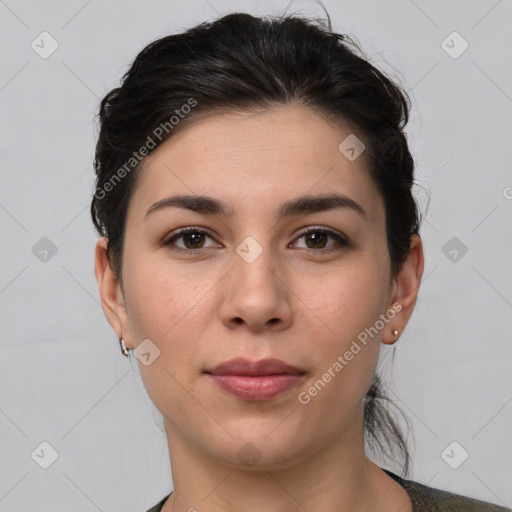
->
<box><xmin>162</xmin><ymin>226</ymin><xmax>349</xmax><ymax>255</ymax></box>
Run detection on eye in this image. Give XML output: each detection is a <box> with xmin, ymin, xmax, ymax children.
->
<box><xmin>162</xmin><ymin>226</ymin><xmax>349</xmax><ymax>254</ymax></box>
<box><xmin>163</xmin><ymin>227</ymin><xmax>220</xmax><ymax>253</ymax></box>
<box><xmin>292</xmin><ymin>227</ymin><xmax>349</xmax><ymax>252</ymax></box>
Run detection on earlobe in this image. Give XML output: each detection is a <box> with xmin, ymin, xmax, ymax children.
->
<box><xmin>94</xmin><ymin>237</ymin><xmax>133</xmax><ymax>349</ymax></box>
<box><xmin>383</xmin><ymin>235</ymin><xmax>424</xmax><ymax>344</ymax></box>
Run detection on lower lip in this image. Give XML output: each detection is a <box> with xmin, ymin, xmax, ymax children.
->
<box><xmin>207</xmin><ymin>374</ymin><xmax>304</xmax><ymax>400</ymax></box>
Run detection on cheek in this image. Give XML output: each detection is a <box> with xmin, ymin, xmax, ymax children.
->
<box><xmin>291</xmin><ymin>256</ymin><xmax>386</xmax><ymax>396</ymax></box>
<box><xmin>123</xmin><ymin>253</ymin><xmax>209</xmax><ymax>341</ymax></box>
<box><xmin>296</xmin><ymin>279</ymin><xmax>382</xmax><ymax>430</ymax></box>
<box><xmin>294</xmin><ymin>256</ymin><xmax>387</xmax><ymax>340</ymax></box>
<box><xmin>122</xmin><ymin>256</ymin><xmax>223</xmax><ymax>390</ymax></box>
<box><xmin>122</xmin><ymin>261</ymin><xmax>212</xmax><ymax>418</ymax></box>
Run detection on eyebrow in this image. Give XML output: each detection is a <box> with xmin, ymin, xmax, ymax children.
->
<box><xmin>144</xmin><ymin>193</ymin><xmax>367</xmax><ymax>220</ymax></box>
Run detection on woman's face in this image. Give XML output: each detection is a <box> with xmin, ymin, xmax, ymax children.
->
<box><xmin>97</xmin><ymin>104</ymin><xmax>415</xmax><ymax>469</ymax></box>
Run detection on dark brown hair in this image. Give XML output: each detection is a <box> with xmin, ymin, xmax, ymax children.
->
<box><xmin>91</xmin><ymin>11</ymin><xmax>420</xmax><ymax>477</ymax></box>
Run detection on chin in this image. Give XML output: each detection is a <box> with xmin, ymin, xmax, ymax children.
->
<box><xmin>205</xmin><ymin>429</ymin><xmax>311</xmax><ymax>471</ymax></box>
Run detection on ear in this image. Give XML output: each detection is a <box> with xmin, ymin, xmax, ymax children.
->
<box><xmin>94</xmin><ymin>237</ymin><xmax>134</xmax><ymax>350</ymax></box>
<box><xmin>383</xmin><ymin>234</ymin><xmax>424</xmax><ymax>344</ymax></box>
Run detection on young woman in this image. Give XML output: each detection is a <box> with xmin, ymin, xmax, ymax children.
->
<box><xmin>91</xmin><ymin>12</ymin><xmax>510</xmax><ymax>512</ymax></box>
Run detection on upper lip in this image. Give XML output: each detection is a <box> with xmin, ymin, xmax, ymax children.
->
<box><xmin>206</xmin><ymin>358</ymin><xmax>304</xmax><ymax>376</ymax></box>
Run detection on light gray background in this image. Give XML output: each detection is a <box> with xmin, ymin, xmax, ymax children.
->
<box><xmin>1</xmin><ymin>0</ymin><xmax>511</xmax><ymax>511</ymax></box>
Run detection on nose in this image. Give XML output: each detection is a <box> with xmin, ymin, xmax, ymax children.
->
<box><xmin>219</xmin><ymin>243</ymin><xmax>294</xmax><ymax>333</ymax></box>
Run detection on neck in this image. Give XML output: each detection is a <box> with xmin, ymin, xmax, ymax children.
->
<box><xmin>161</xmin><ymin>416</ymin><xmax>393</xmax><ymax>512</ymax></box>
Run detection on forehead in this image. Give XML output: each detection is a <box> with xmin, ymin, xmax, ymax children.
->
<box><xmin>129</xmin><ymin>104</ymin><xmax>384</xmax><ymax>222</ymax></box>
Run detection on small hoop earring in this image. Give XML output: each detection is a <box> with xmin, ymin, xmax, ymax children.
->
<box><xmin>119</xmin><ymin>335</ymin><xmax>130</xmax><ymax>357</ymax></box>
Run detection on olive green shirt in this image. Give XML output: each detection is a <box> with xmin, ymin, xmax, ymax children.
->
<box><xmin>145</xmin><ymin>467</ymin><xmax>511</xmax><ymax>511</ymax></box>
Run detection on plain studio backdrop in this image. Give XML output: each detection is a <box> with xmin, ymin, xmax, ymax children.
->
<box><xmin>1</xmin><ymin>0</ymin><xmax>511</xmax><ymax>511</ymax></box>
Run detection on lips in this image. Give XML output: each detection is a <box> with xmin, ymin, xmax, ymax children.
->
<box><xmin>206</xmin><ymin>357</ymin><xmax>304</xmax><ymax>376</ymax></box>
<box><xmin>205</xmin><ymin>358</ymin><xmax>306</xmax><ymax>400</ymax></box>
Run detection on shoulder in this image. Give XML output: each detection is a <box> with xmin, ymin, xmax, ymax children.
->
<box><xmin>144</xmin><ymin>477</ymin><xmax>512</xmax><ymax>512</ymax></box>
<box><xmin>144</xmin><ymin>492</ymin><xmax>172</xmax><ymax>512</ymax></box>
<box><xmin>382</xmin><ymin>468</ymin><xmax>511</xmax><ymax>511</ymax></box>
